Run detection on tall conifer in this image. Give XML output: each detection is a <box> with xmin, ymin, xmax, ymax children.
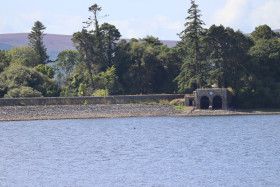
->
<box><xmin>176</xmin><ymin>0</ymin><xmax>207</xmax><ymax>92</ymax></box>
<box><xmin>28</xmin><ymin>21</ymin><xmax>49</xmax><ymax>65</ymax></box>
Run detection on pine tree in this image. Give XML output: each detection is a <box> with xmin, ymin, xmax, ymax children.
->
<box><xmin>72</xmin><ymin>4</ymin><xmax>105</xmax><ymax>90</ymax></box>
<box><xmin>28</xmin><ymin>21</ymin><xmax>49</xmax><ymax>65</ymax></box>
<box><xmin>176</xmin><ymin>0</ymin><xmax>207</xmax><ymax>92</ymax></box>
<box><xmin>84</xmin><ymin>4</ymin><xmax>106</xmax><ymax>70</ymax></box>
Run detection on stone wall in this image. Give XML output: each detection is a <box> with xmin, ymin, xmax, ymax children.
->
<box><xmin>0</xmin><ymin>94</ymin><xmax>184</xmax><ymax>106</ymax></box>
<box><xmin>195</xmin><ymin>89</ymin><xmax>229</xmax><ymax>109</ymax></box>
<box><xmin>184</xmin><ymin>94</ymin><xmax>195</xmax><ymax>106</ymax></box>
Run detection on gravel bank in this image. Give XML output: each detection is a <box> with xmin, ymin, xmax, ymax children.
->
<box><xmin>0</xmin><ymin>104</ymin><xmax>279</xmax><ymax>121</ymax></box>
<box><xmin>0</xmin><ymin>104</ymin><xmax>185</xmax><ymax>121</ymax></box>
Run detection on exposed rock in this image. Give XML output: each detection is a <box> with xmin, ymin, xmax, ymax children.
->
<box><xmin>0</xmin><ymin>104</ymin><xmax>184</xmax><ymax>121</ymax></box>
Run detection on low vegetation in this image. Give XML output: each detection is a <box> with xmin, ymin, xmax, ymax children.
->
<box><xmin>170</xmin><ymin>99</ymin><xmax>187</xmax><ymax>111</ymax></box>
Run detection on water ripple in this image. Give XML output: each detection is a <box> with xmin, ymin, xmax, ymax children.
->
<box><xmin>0</xmin><ymin>115</ymin><xmax>280</xmax><ymax>186</ymax></box>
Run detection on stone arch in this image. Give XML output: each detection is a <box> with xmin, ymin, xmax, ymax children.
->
<box><xmin>213</xmin><ymin>95</ymin><xmax>222</xmax><ymax>109</ymax></box>
<box><xmin>200</xmin><ymin>96</ymin><xmax>210</xmax><ymax>109</ymax></box>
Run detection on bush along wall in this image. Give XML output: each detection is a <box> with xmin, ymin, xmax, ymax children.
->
<box><xmin>0</xmin><ymin>94</ymin><xmax>184</xmax><ymax>106</ymax></box>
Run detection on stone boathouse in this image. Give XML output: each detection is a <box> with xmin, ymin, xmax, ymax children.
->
<box><xmin>185</xmin><ymin>88</ymin><xmax>230</xmax><ymax>110</ymax></box>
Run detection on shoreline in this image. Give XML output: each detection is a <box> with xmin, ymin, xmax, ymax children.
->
<box><xmin>0</xmin><ymin>104</ymin><xmax>279</xmax><ymax>122</ymax></box>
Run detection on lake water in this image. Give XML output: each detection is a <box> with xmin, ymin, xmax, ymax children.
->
<box><xmin>0</xmin><ymin>115</ymin><xmax>280</xmax><ymax>187</ymax></box>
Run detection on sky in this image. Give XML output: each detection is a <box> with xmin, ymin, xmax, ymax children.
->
<box><xmin>0</xmin><ymin>0</ymin><xmax>280</xmax><ymax>40</ymax></box>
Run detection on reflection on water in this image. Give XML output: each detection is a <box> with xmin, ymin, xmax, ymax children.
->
<box><xmin>0</xmin><ymin>115</ymin><xmax>280</xmax><ymax>186</ymax></box>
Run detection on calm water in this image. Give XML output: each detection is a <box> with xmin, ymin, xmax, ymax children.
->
<box><xmin>0</xmin><ymin>115</ymin><xmax>280</xmax><ymax>187</ymax></box>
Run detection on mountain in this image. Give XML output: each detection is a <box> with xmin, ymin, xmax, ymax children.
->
<box><xmin>0</xmin><ymin>33</ymin><xmax>75</xmax><ymax>60</ymax></box>
<box><xmin>1</xmin><ymin>30</ymin><xmax>279</xmax><ymax>60</ymax></box>
<box><xmin>0</xmin><ymin>33</ymin><xmax>178</xmax><ymax>60</ymax></box>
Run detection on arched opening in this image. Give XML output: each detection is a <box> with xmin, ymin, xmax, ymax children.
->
<box><xmin>200</xmin><ymin>96</ymin><xmax>210</xmax><ymax>109</ymax></box>
<box><xmin>189</xmin><ymin>99</ymin><xmax>193</xmax><ymax>106</ymax></box>
<box><xmin>213</xmin><ymin>96</ymin><xmax>222</xmax><ymax>109</ymax></box>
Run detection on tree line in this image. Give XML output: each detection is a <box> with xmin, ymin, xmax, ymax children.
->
<box><xmin>0</xmin><ymin>1</ymin><xmax>279</xmax><ymax>108</ymax></box>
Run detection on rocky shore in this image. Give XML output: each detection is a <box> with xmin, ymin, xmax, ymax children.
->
<box><xmin>0</xmin><ymin>104</ymin><xmax>185</xmax><ymax>121</ymax></box>
<box><xmin>0</xmin><ymin>104</ymin><xmax>279</xmax><ymax>121</ymax></box>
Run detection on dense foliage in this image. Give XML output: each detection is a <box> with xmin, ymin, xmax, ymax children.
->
<box><xmin>0</xmin><ymin>22</ymin><xmax>59</xmax><ymax>98</ymax></box>
<box><xmin>0</xmin><ymin>64</ymin><xmax>59</xmax><ymax>98</ymax></box>
<box><xmin>0</xmin><ymin>1</ymin><xmax>279</xmax><ymax>109</ymax></box>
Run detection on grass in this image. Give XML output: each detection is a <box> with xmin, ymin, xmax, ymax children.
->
<box><xmin>19</xmin><ymin>102</ymin><xmax>26</xmax><ymax>106</ymax></box>
<box><xmin>158</xmin><ymin>100</ymin><xmax>170</xmax><ymax>105</ymax></box>
<box><xmin>137</xmin><ymin>99</ymin><xmax>187</xmax><ymax>111</ymax></box>
<box><xmin>137</xmin><ymin>99</ymin><xmax>170</xmax><ymax>105</ymax></box>
<box><xmin>83</xmin><ymin>100</ymin><xmax>88</xmax><ymax>106</ymax></box>
<box><xmin>173</xmin><ymin>104</ymin><xmax>187</xmax><ymax>111</ymax></box>
<box><xmin>169</xmin><ymin>98</ymin><xmax>187</xmax><ymax>111</ymax></box>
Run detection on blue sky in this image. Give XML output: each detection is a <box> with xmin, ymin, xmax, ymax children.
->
<box><xmin>1</xmin><ymin>0</ymin><xmax>279</xmax><ymax>40</ymax></box>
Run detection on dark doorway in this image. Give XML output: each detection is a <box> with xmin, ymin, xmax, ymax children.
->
<box><xmin>213</xmin><ymin>96</ymin><xmax>222</xmax><ymax>109</ymax></box>
<box><xmin>200</xmin><ymin>96</ymin><xmax>210</xmax><ymax>109</ymax></box>
<box><xmin>189</xmin><ymin>99</ymin><xmax>193</xmax><ymax>106</ymax></box>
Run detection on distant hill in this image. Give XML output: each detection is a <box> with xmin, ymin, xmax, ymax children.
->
<box><xmin>0</xmin><ymin>33</ymin><xmax>75</xmax><ymax>60</ymax></box>
<box><xmin>0</xmin><ymin>33</ymin><xmax>178</xmax><ymax>60</ymax></box>
<box><xmin>1</xmin><ymin>30</ymin><xmax>279</xmax><ymax>60</ymax></box>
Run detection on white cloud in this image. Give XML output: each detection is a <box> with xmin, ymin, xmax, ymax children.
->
<box><xmin>167</xmin><ymin>21</ymin><xmax>183</xmax><ymax>30</ymax></box>
<box><xmin>111</xmin><ymin>15</ymin><xmax>183</xmax><ymax>39</ymax></box>
<box><xmin>212</xmin><ymin>0</ymin><xmax>249</xmax><ymax>27</ymax></box>
<box><xmin>250</xmin><ymin>0</ymin><xmax>280</xmax><ymax>30</ymax></box>
<box><xmin>209</xmin><ymin>0</ymin><xmax>280</xmax><ymax>32</ymax></box>
<box><xmin>110</xmin><ymin>20</ymin><xmax>131</xmax><ymax>31</ymax></box>
<box><xmin>126</xmin><ymin>29</ymin><xmax>144</xmax><ymax>39</ymax></box>
<box><xmin>45</xmin><ymin>14</ymin><xmax>84</xmax><ymax>35</ymax></box>
<box><xmin>13</xmin><ymin>11</ymin><xmax>44</xmax><ymax>32</ymax></box>
<box><xmin>155</xmin><ymin>15</ymin><xmax>184</xmax><ymax>30</ymax></box>
<box><xmin>0</xmin><ymin>9</ymin><xmax>85</xmax><ymax>35</ymax></box>
<box><xmin>0</xmin><ymin>16</ymin><xmax>8</xmax><ymax>33</ymax></box>
<box><xmin>0</xmin><ymin>12</ymin><xmax>43</xmax><ymax>33</ymax></box>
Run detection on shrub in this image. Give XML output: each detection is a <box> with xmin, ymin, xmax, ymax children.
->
<box><xmin>78</xmin><ymin>83</ymin><xmax>87</xmax><ymax>96</ymax></box>
<box><xmin>93</xmin><ymin>89</ymin><xmax>109</xmax><ymax>97</ymax></box>
<box><xmin>93</xmin><ymin>66</ymin><xmax>122</xmax><ymax>95</ymax></box>
<box><xmin>170</xmin><ymin>99</ymin><xmax>185</xmax><ymax>106</ymax></box>
<box><xmin>170</xmin><ymin>99</ymin><xmax>187</xmax><ymax>111</ymax></box>
<box><xmin>4</xmin><ymin>86</ymin><xmax>42</xmax><ymax>98</ymax></box>
<box><xmin>34</xmin><ymin>64</ymin><xmax>55</xmax><ymax>79</ymax></box>
<box><xmin>0</xmin><ymin>64</ymin><xmax>59</xmax><ymax>97</ymax></box>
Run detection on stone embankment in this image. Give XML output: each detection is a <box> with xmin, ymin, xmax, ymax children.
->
<box><xmin>0</xmin><ymin>104</ymin><xmax>185</xmax><ymax>121</ymax></box>
<box><xmin>1</xmin><ymin>104</ymin><xmax>279</xmax><ymax>121</ymax></box>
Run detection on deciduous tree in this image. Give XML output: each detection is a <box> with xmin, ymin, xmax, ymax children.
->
<box><xmin>0</xmin><ymin>50</ymin><xmax>9</xmax><ymax>73</ymax></box>
<box><xmin>55</xmin><ymin>50</ymin><xmax>79</xmax><ymax>77</ymax></box>
<box><xmin>5</xmin><ymin>46</ymin><xmax>40</xmax><ymax>67</ymax></box>
<box><xmin>72</xmin><ymin>29</ymin><xmax>95</xmax><ymax>90</ymax></box>
<box><xmin>100</xmin><ymin>23</ymin><xmax>121</xmax><ymax>68</ymax></box>
<box><xmin>203</xmin><ymin>25</ymin><xmax>253</xmax><ymax>89</ymax></box>
<box><xmin>251</xmin><ymin>25</ymin><xmax>279</xmax><ymax>40</ymax></box>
